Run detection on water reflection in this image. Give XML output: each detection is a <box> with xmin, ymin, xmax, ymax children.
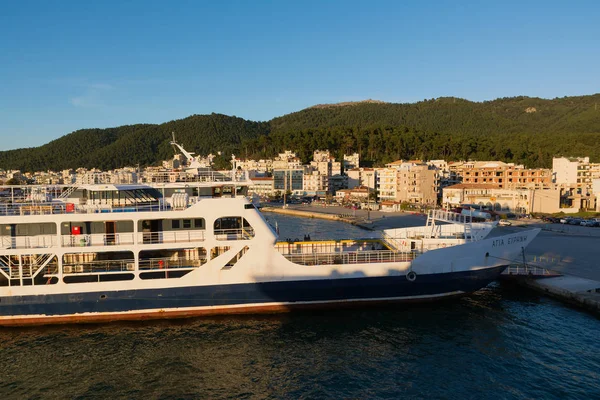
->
<box><xmin>2</xmin><ymin>285</ymin><xmax>599</xmax><ymax>398</ymax></box>
<box><xmin>2</xmin><ymin>217</ymin><xmax>600</xmax><ymax>398</ymax></box>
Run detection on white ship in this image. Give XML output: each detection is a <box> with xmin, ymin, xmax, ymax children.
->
<box><xmin>0</xmin><ymin>145</ymin><xmax>540</xmax><ymax>326</ymax></box>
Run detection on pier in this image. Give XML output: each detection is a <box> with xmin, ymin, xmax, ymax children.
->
<box><xmin>261</xmin><ymin>205</ymin><xmax>369</xmax><ymax>226</ymax></box>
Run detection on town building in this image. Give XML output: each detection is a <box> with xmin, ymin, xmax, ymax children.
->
<box><xmin>346</xmin><ymin>168</ymin><xmax>376</xmax><ymax>189</ymax></box>
<box><xmin>376</xmin><ymin>160</ymin><xmax>438</xmax><ymax>206</ymax></box>
<box><xmin>302</xmin><ymin>171</ymin><xmax>328</xmax><ymax>196</ymax></box>
<box><xmin>335</xmin><ymin>186</ymin><xmax>369</xmax><ymax>203</ymax></box>
<box><xmin>343</xmin><ymin>153</ymin><xmax>360</xmax><ymax>171</ymax></box>
<box><xmin>442</xmin><ymin>184</ymin><xmax>568</xmax><ymax>214</ymax></box>
<box><xmin>450</xmin><ymin>161</ymin><xmax>552</xmax><ymax>189</ymax></box>
<box><xmin>273</xmin><ymin>169</ymin><xmax>304</xmax><ymax>193</ymax></box>
<box><xmin>248</xmin><ymin>177</ymin><xmax>274</xmax><ymax>198</ymax></box>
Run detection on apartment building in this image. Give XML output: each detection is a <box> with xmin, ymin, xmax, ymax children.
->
<box><xmin>376</xmin><ymin>160</ymin><xmax>438</xmax><ymax>205</ymax></box>
<box><xmin>346</xmin><ymin>168</ymin><xmax>376</xmax><ymax>189</ymax></box>
<box><xmin>443</xmin><ymin>184</ymin><xmax>564</xmax><ymax>214</ymax></box>
<box><xmin>248</xmin><ymin>177</ymin><xmax>274</xmax><ymax>197</ymax></box>
<box><xmin>396</xmin><ymin>163</ymin><xmax>438</xmax><ymax>206</ymax></box>
<box><xmin>376</xmin><ymin>168</ymin><xmax>398</xmax><ymax>202</ymax></box>
<box><xmin>553</xmin><ymin>156</ymin><xmax>600</xmax><ymax>193</ymax></box>
<box><xmin>450</xmin><ymin>161</ymin><xmax>552</xmax><ymax>189</ymax></box>
<box><xmin>302</xmin><ymin>171</ymin><xmax>328</xmax><ymax>194</ymax></box>
<box><xmin>343</xmin><ymin>153</ymin><xmax>360</xmax><ymax>171</ymax></box>
<box><xmin>273</xmin><ymin>169</ymin><xmax>304</xmax><ymax>192</ymax></box>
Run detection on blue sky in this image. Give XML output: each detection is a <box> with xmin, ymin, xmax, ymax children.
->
<box><xmin>1</xmin><ymin>0</ymin><xmax>599</xmax><ymax>150</ymax></box>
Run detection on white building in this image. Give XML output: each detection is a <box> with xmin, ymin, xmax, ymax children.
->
<box><xmin>377</xmin><ymin>168</ymin><xmax>398</xmax><ymax>202</ymax></box>
<box><xmin>303</xmin><ymin>171</ymin><xmax>328</xmax><ymax>193</ymax></box>
<box><xmin>248</xmin><ymin>177</ymin><xmax>274</xmax><ymax>197</ymax></box>
<box><xmin>553</xmin><ymin>156</ymin><xmax>592</xmax><ymax>189</ymax></box>
<box><xmin>347</xmin><ymin>168</ymin><xmax>376</xmax><ymax>189</ymax></box>
<box><xmin>343</xmin><ymin>153</ymin><xmax>360</xmax><ymax>171</ymax></box>
<box><xmin>443</xmin><ymin>184</ymin><xmax>566</xmax><ymax>214</ymax></box>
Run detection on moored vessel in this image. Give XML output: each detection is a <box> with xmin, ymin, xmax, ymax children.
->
<box><xmin>0</xmin><ymin>146</ymin><xmax>540</xmax><ymax>326</ymax></box>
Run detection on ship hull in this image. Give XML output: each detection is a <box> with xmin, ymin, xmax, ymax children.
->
<box><xmin>0</xmin><ymin>265</ymin><xmax>505</xmax><ymax>326</ymax></box>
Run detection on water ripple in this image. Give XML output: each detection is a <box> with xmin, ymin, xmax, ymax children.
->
<box><xmin>1</xmin><ymin>217</ymin><xmax>600</xmax><ymax>399</ymax></box>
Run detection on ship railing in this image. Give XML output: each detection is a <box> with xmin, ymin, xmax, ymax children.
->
<box><xmin>78</xmin><ymin>202</ymin><xmax>164</xmax><ymax>214</ymax></box>
<box><xmin>0</xmin><ymin>203</ymin><xmax>68</xmax><ymax>216</ymax></box>
<box><xmin>428</xmin><ymin>209</ymin><xmax>470</xmax><ymax>224</ymax></box>
<box><xmin>143</xmin><ymin>170</ymin><xmax>249</xmax><ymax>183</ymax></box>
<box><xmin>1</xmin><ymin>235</ymin><xmax>58</xmax><ymax>249</ymax></box>
<box><xmin>59</xmin><ymin>258</ymin><xmax>205</xmax><ymax>275</ymax></box>
<box><xmin>63</xmin><ymin>259</ymin><xmax>136</xmax><ymax>274</ymax></box>
<box><xmin>214</xmin><ymin>228</ymin><xmax>255</xmax><ymax>241</ymax></box>
<box><xmin>282</xmin><ymin>249</ymin><xmax>419</xmax><ymax>266</ymax></box>
<box><xmin>61</xmin><ymin>233</ymin><xmax>136</xmax><ymax>247</ymax></box>
<box><xmin>503</xmin><ymin>264</ymin><xmax>555</xmax><ymax>276</ymax></box>
<box><xmin>138</xmin><ymin>257</ymin><xmax>204</xmax><ymax>270</ymax></box>
<box><xmin>0</xmin><ymin>202</ymin><xmax>173</xmax><ymax>216</ymax></box>
<box><xmin>138</xmin><ymin>230</ymin><xmax>206</xmax><ymax>244</ymax></box>
<box><xmin>0</xmin><ymin>199</ymin><xmax>210</xmax><ymax>217</ymax></box>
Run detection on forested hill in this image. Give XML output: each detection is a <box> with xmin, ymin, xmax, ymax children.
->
<box><xmin>272</xmin><ymin>95</ymin><xmax>600</xmax><ymax>134</ymax></box>
<box><xmin>0</xmin><ymin>114</ymin><xmax>269</xmax><ymax>171</ymax></box>
<box><xmin>2</xmin><ymin>94</ymin><xmax>600</xmax><ymax>172</ymax></box>
<box><xmin>261</xmin><ymin>95</ymin><xmax>600</xmax><ymax>167</ymax></box>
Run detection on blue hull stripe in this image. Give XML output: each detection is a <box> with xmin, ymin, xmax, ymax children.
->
<box><xmin>0</xmin><ymin>266</ymin><xmax>506</xmax><ymax>317</ymax></box>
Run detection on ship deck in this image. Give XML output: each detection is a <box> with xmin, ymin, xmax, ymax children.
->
<box><xmin>275</xmin><ymin>239</ymin><xmax>418</xmax><ymax>266</ymax></box>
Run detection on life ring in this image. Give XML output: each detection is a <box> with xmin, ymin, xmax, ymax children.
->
<box><xmin>158</xmin><ymin>260</ymin><xmax>164</xmax><ymax>269</ymax></box>
<box><xmin>401</xmin><ymin>240</ymin><xmax>407</xmax><ymax>246</ymax></box>
<box><xmin>406</xmin><ymin>271</ymin><xmax>417</xmax><ymax>282</ymax></box>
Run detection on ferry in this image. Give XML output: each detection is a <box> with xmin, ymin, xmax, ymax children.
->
<box><xmin>0</xmin><ymin>149</ymin><xmax>540</xmax><ymax>327</ymax></box>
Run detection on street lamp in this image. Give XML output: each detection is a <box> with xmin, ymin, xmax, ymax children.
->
<box><xmin>367</xmin><ymin>174</ymin><xmax>371</xmax><ymax>221</ymax></box>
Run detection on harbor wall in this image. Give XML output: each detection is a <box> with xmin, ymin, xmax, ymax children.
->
<box><xmin>261</xmin><ymin>206</ymin><xmax>364</xmax><ymax>226</ymax></box>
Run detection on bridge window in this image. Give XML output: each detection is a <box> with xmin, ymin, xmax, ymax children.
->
<box><xmin>214</xmin><ymin>217</ymin><xmax>255</xmax><ymax>240</ymax></box>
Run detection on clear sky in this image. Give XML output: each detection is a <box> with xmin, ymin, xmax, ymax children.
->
<box><xmin>1</xmin><ymin>0</ymin><xmax>599</xmax><ymax>150</ymax></box>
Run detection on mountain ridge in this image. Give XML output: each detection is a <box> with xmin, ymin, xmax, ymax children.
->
<box><xmin>2</xmin><ymin>94</ymin><xmax>600</xmax><ymax>171</ymax></box>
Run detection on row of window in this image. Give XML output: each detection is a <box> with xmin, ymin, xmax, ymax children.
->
<box><xmin>171</xmin><ymin>219</ymin><xmax>205</xmax><ymax>229</ymax></box>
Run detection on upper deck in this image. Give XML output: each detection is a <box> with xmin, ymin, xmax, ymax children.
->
<box><xmin>0</xmin><ymin>175</ymin><xmax>251</xmax><ymax>217</ymax></box>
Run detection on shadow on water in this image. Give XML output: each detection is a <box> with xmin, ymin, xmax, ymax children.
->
<box><xmin>2</xmin><ymin>284</ymin><xmax>600</xmax><ymax>399</ymax></box>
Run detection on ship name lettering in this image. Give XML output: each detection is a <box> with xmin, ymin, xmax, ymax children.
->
<box><xmin>507</xmin><ymin>235</ymin><xmax>527</xmax><ymax>245</ymax></box>
<box><xmin>492</xmin><ymin>239</ymin><xmax>504</xmax><ymax>247</ymax></box>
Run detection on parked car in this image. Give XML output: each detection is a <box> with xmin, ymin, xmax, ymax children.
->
<box><xmin>568</xmin><ymin>218</ymin><xmax>583</xmax><ymax>225</ymax></box>
<box><xmin>498</xmin><ymin>219</ymin><xmax>512</xmax><ymax>226</ymax></box>
<box><xmin>543</xmin><ymin>216</ymin><xmax>559</xmax><ymax>223</ymax></box>
<box><xmin>559</xmin><ymin>217</ymin><xmax>571</xmax><ymax>224</ymax></box>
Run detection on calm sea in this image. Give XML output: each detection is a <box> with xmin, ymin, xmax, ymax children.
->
<box><xmin>1</xmin><ymin>215</ymin><xmax>599</xmax><ymax>399</ymax></box>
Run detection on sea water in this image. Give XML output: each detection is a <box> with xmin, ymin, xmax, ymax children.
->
<box><xmin>1</xmin><ymin>215</ymin><xmax>599</xmax><ymax>399</ymax></box>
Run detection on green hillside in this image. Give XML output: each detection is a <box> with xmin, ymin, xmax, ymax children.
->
<box><xmin>259</xmin><ymin>95</ymin><xmax>600</xmax><ymax>167</ymax></box>
<box><xmin>2</xmin><ymin>95</ymin><xmax>600</xmax><ymax>172</ymax></box>
<box><xmin>0</xmin><ymin>114</ymin><xmax>269</xmax><ymax>172</ymax></box>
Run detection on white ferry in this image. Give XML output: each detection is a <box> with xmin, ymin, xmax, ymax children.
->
<box><xmin>0</xmin><ymin>149</ymin><xmax>540</xmax><ymax>326</ymax></box>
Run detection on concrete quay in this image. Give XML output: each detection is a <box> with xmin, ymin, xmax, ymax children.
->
<box><xmin>262</xmin><ymin>204</ymin><xmax>428</xmax><ymax>231</ymax></box>
<box><xmin>515</xmin><ymin>275</ymin><xmax>600</xmax><ymax>315</ymax></box>
<box><xmin>501</xmin><ymin>221</ymin><xmax>600</xmax><ymax>315</ymax></box>
<box><xmin>261</xmin><ymin>206</ymin><xmax>365</xmax><ymax>226</ymax></box>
